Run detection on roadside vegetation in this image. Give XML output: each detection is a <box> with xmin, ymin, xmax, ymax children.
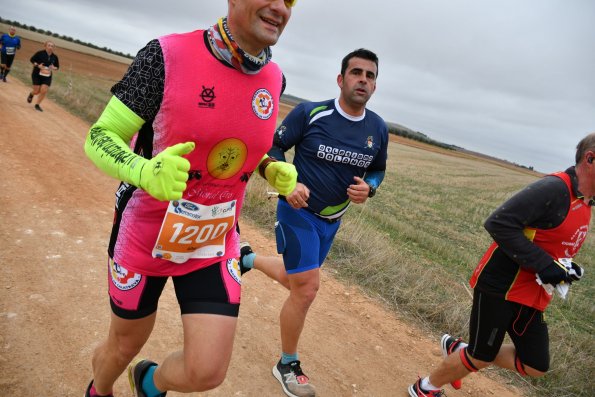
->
<box><xmin>7</xmin><ymin>40</ymin><xmax>593</xmax><ymax>397</ymax></box>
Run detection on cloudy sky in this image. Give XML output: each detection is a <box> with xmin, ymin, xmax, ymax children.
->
<box><xmin>3</xmin><ymin>0</ymin><xmax>594</xmax><ymax>173</ymax></box>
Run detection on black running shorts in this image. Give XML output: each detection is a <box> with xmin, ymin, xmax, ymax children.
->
<box><xmin>31</xmin><ymin>72</ymin><xmax>52</xmax><ymax>86</ymax></box>
<box><xmin>1</xmin><ymin>53</ymin><xmax>15</xmax><ymax>68</ymax></box>
<box><xmin>467</xmin><ymin>289</ymin><xmax>550</xmax><ymax>372</ymax></box>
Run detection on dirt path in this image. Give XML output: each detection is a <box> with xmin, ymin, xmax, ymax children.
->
<box><xmin>0</xmin><ymin>78</ymin><xmax>524</xmax><ymax>396</ymax></box>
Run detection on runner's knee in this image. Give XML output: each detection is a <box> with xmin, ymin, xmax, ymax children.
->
<box><xmin>516</xmin><ymin>354</ymin><xmax>548</xmax><ymax>377</ymax></box>
<box><xmin>460</xmin><ymin>348</ymin><xmax>489</xmax><ymax>372</ymax></box>
<box><xmin>300</xmin><ymin>282</ymin><xmax>319</xmax><ymax>300</ymax></box>
<box><xmin>523</xmin><ymin>365</ymin><xmax>547</xmax><ymax>377</ymax></box>
<box><xmin>109</xmin><ymin>326</ymin><xmax>150</xmax><ymax>362</ymax></box>
<box><xmin>113</xmin><ymin>339</ymin><xmax>145</xmax><ymax>363</ymax></box>
<box><xmin>184</xmin><ymin>363</ymin><xmax>227</xmax><ymax>391</ymax></box>
<box><xmin>289</xmin><ymin>279</ymin><xmax>319</xmax><ymax>307</ymax></box>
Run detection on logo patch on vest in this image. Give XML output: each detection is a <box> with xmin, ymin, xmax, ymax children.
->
<box><xmin>198</xmin><ymin>85</ymin><xmax>216</xmax><ymax>109</ymax></box>
<box><xmin>252</xmin><ymin>88</ymin><xmax>274</xmax><ymax>119</ymax></box>
<box><xmin>226</xmin><ymin>258</ymin><xmax>242</xmax><ymax>285</ymax></box>
<box><xmin>207</xmin><ymin>138</ymin><xmax>248</xmax><ymax>179</ymax></box>
<box><xmin>110</xmin><ymin>261</ymin><xmax>142</xmax><ymax>291</ymax></box>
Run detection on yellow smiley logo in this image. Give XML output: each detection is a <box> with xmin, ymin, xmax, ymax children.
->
<box><xmin>207</xmin><ymin>138</ymin><xmax>248</xmax><ymax>179</ymax></box>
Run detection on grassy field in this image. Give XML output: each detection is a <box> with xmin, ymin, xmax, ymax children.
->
<box><xmin>6</xmin><ymin>40</ymin><xmax>593</xmax><ymax>397</ymax></box>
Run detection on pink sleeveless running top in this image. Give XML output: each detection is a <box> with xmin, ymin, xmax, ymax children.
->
<box><xmin>112</xmin><ymin>30</ymin><xmax>282</xmax><ymax>276</ymax></box>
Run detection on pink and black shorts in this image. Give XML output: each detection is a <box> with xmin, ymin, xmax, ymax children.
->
<box><xmin>107</xmin><ymin>257</ymin><xmax>242</xmax><ymax>319</ymax></box>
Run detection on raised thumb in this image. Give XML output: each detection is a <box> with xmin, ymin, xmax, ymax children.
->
<box><xmin>165</xmin><ymin>141</ymin><xmax>195</xmax><ymax>157</ymax></box>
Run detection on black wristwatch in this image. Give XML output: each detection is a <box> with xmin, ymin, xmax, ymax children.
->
<box><xmin>367</xmin><ymin>184</ymin><xmax>377</xmax><ymax>198</ymax></box>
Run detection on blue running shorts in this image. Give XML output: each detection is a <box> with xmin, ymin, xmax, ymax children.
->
<box><xmin>275</xmin><ymin>199</ymin><xmax>341</xmax><ymax>274</ymax></box>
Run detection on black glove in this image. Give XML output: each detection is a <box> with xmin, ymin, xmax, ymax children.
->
<box><xmin>568</xmin><ymin>261</ymin><xmax>584</xmax><ymax>281</ymax></box>
<box><xmin>538</xmin><ymin>260</ymin><xmax>573</xmax><ymax>285</ymax></box>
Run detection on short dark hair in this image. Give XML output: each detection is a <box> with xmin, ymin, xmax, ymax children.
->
<box><xmin>341</xmin><ymin>48</ymin><xmax>379</xmax><ymax>77</ymax></box>
<box><xmin>575</xmin><ymin>132</ymin><xmax>595</xmax><ymax>164</ymax></box>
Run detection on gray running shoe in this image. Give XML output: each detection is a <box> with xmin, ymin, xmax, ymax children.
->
<box><xmin>272</xmin><ymin>360</ymin><xmax>316</xmax><ymax>397</ymax></box>
<box><xmin>127</xmin><ymin>358</ymin><xmax>166</xmax><ymax>397</ymax></box>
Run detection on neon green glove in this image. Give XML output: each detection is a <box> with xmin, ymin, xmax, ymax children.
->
<box><xmin>264</xmin><ymin>161</ymin><xmax>297</xmax><ymax>196</ymax></box>
<box><xmin>138</xmin><ymin>142</ymin><xmax>195</xmax><ymax>201</ymax></box>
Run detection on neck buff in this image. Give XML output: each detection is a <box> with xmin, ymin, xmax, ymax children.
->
<box><xmin>207</xmin><ymin>17</ymin><xmax>272</xmax><ymax>74</ymax></box>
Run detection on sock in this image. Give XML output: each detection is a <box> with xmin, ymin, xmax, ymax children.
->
<box><xmin>89</xmin><ymin>383</ymin><xmax>112</xmax><ymax>397</ymax></box>
<box><xmin>141</xmin><ymin>365</ymin><xmax>164</xmax><ymax>397</ymax></box>
<box><xmin>421</xmin><ymin>377</ymin><xmax>439</xmax><ymax>391</ymax></box>
<box><xmin>242</xmin><ymin>252</ymin><xmax>256</xmax><ymax>269</ymax></box>
<box><xmin>456</xmin><ymin>341</ymin><xmax>468</xmax><ymax>351</ymax></box>
<box><xmin>281</xmin><ymin>352</ymin><xmax>299</xmax><ymax>365</ymax></box>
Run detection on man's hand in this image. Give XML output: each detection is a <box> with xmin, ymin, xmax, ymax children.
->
<box><xmin>264</xmin><ymin>161</ymin><xmax>298</xmax><ymax>196</ymax></box>
<box><xmin>347</xmin><ymin>176</ymin><xmax>370</xmax><ymax>204</ymax></box>
<box><xmin>538</xmin><ymin>260</ymin><xmax>574</xmax><ymax>285</ymax></box>
<box><xmin>139</xmin><ymin>142</ymin><xmax>194</xmax><ymax>201</ymax></box>
<box><xmin>568</xmin><ymin>261</ymin><xmax>584</xmax><ymax>281</ymax></box>
<box><xmin>286</xmin><ymin>183</ymin><xmax>310</xmax><ymax>209</ymax></box>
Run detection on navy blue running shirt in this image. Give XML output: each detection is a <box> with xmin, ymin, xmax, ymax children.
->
<box><xmin>270</xmin><ymin>98</ymin><xmax>388</xmax><ymax>216</ymax></box>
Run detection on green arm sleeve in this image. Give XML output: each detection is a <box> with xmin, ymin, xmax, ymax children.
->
<box><xmin>84</xmin><ymin>96</ymin><xmax>147</xmax><ymax>186</ymax></box>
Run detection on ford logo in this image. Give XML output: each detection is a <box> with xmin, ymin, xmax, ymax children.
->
<box><xmin>181</xmin><ymin>202</ymin><xmax>199</xmax><ymax>211</ymax></box>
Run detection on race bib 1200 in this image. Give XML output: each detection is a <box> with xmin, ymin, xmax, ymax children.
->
<box><xmin>152</xmin><ymin>199</ymin><xmax>236</xmax><ymax>264</ymax></box>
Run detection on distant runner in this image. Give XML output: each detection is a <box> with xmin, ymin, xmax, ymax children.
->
<box><xmin>27</xmin><ymin>41</ymin><xmax>59</xmax><ymax>112</ymax></box>
<box><xmin>0</xmin><ymin>26</ymin><xmax>21</xmax><ymax>82</ymax></box>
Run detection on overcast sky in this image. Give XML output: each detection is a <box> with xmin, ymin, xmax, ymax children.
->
<box><xmin>3</xmin><ymin>0</ymin><xmax>594</xmax><ymax>173</ymax></box>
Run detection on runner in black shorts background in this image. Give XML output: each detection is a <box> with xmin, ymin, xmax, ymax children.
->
<box><xmin>27</xmin><ymin>41</ymin><xmax>59</xmax><ymax>112</ymax></box>
<box><xmin>408</xmin><ymin>133</ymin><xmax>594</xmax><ymax>397</ymax></box>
